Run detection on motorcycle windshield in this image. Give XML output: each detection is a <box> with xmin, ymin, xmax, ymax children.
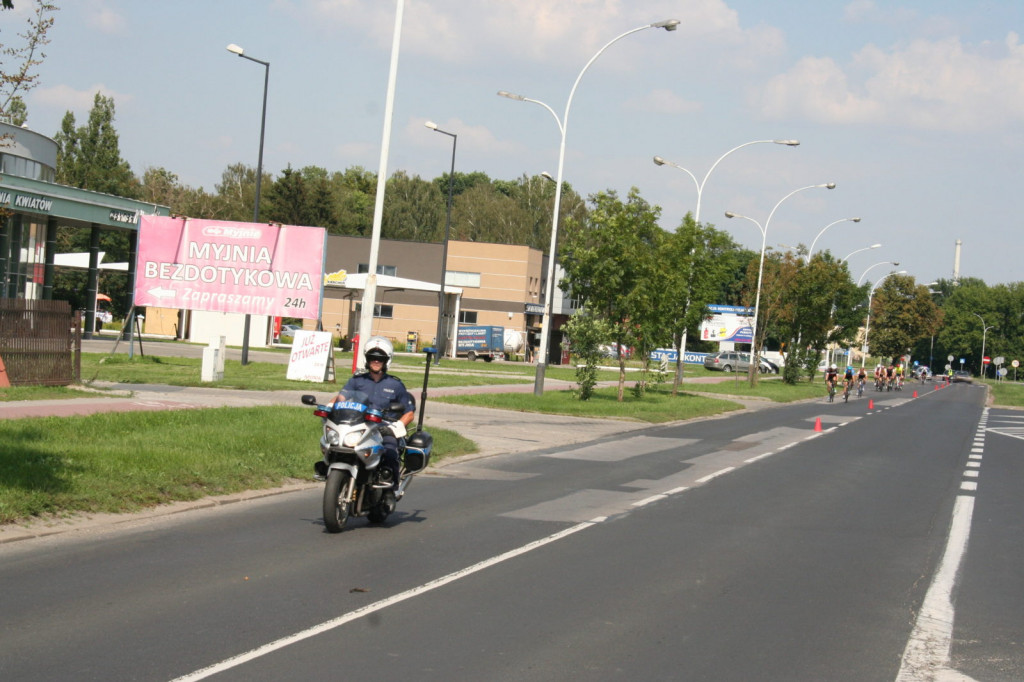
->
<box><xmin>331</xmin><ymin>389</ymin><xmax>370</xmax><ymax>425</ymax></box>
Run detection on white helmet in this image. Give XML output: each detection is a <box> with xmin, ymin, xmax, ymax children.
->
<box><xmin>363</xmin><ymin>336</ymin><xmax>394</xmax><ymax>370</ymax></box>
<box><xmin>830</xmin><ymin>364</ymin><xmax>837</xmax><ymax>370</ymax></box>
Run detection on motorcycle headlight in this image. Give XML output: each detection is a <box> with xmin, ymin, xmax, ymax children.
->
<box><xmin>325</xmin><ymin>429</ymin><xmax>340</xmax><ymax>446</ymax></box>
<box><xmin>343</xmin><ymin>430</ymin><xmax>364</xmax><ymax>448</ymax></box>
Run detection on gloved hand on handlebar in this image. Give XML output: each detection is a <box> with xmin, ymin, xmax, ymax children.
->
<box><xmin>386</xmin><ymin>420</ymin><xmax>407</xmax><ymax>439</ymax></box>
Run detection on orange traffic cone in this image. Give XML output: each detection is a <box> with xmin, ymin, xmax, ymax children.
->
<box><xmin>868</xmin><ymin>398</ymin><xmax>874</xmax><ymax>409</ymax></box>
<box><xmin>913</xmin><ymin>390</ymin><xmax>918</xmax><ymax>398</ymax></box>
<box><xmin>814</xmin><ymin>417</ymin><xmax>822</xmax><ymax>432</ymax></box>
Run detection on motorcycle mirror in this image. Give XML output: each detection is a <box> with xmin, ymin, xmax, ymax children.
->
<box><xmin>301</xmin><ymin>394</ymin><xmax>318</xmax><ymax>405</ymax></box>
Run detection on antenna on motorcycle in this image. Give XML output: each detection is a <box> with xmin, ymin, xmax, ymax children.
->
<box><xmin>418</xmin><ymin>347</ymin><xmax>436</xmax><ymax>433</ymax></box>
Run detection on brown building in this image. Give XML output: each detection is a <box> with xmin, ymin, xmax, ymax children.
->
<box><xmin>320</xmin><ymin>235</ymin><xmax>553</xmax><ymax>359</ymax></box>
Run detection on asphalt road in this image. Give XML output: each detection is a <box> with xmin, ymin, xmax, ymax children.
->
<box><xmin>2</xmin><ymin>380</ymin><xmax>1018</xmax><ymax>681</ymax></box>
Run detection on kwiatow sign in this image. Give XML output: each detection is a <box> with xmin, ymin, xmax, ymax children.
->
<box><xmin>134</xmin><ymin>216</ymin><xmax>326</xmax><ymax>319</ymax></box>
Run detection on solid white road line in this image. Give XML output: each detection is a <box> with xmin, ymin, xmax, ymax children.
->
<box><xmin>171</xmin><ymin>519</ymin><xmax>602</xmax><ymax>681</ymax></box>
<box><xmin>695</xmin><ymin>467</ymin><xmax>735</xmax><ymax>484</ymax></box>
<box><xmin>895</xmin><ymin>495</ymin><xmax>979</xmax><ymax>682</ymax></box>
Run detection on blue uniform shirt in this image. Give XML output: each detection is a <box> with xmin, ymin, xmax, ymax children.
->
<box><xmin>342</xmin><ymin>371</ymin><xmax>415</xmax><ymax>418</ymax></box>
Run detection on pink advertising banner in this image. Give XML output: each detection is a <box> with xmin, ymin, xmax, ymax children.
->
<box><xmin>133</xmin><ymin>216</ymin><xmax>325</xmax><ymax>319</ymax></box>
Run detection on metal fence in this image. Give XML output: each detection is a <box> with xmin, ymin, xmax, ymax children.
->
<box><xmin>0</xmin><ymin>299</ymin><xmax>81</xmax><ymax>386</ymax></box>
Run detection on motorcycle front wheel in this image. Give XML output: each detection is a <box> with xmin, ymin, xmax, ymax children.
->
<box><xmin>323</xmin><ymin>470</ymin><xmax>351</xmax><ymax>533</ymax></box>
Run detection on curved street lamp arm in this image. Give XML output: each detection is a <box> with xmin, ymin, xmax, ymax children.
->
<box><xmin>858</xmin><ymin>260</ymin><xmax>899</xmax><ymax>287</ymax></box>
<box><xmin>500</xmin><ymin>18</ymin><xmax>678</xmax><ymax>396</ymax></box>
<box><xmin>764</xmin><ymin>182</ymin><xmax>836</xmax><ymax>234</ymax></box>
<box><xmin>808</xmin><ymin>217</ymin><xmax>861</xmax><ymax>259</ymax></box>
<box><xmin>842</xmin><ymin>243</ymin><xmax>881</xmax><ymax>263</ymax></box>
<box><xmin>656</xmin><ymin>139</ymin><xmax>798</xmax><ymax>224</ymax></box>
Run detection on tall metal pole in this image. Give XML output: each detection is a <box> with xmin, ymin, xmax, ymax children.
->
<box><xmin>425</xmin><ymin>122</ymin><xmax>456</xmax><ymax>364</ymax></box>
<box><xmin>726</xmin><ymin>182</ymin><xmax>835</xmax><ymax>385</ymax></box>
<box><xmin>357</xmin><ymin>0</ymin><xmax>405</xmax><ymax>356</ymax></box>
<box><xmin>652</xmin><ymin>140</ymin><xmax>798</xmax><ymax>383</ymax></box>
<box><xmin>973</xmin><ymin>312</ymin><xmax>993</xmax><ymax>378</ymax></box>
<box><xmin>499</xmin><ymin>18</ymin><xmax>679</xmax><ymax>396</ymax></box>
<box><xmin>227</xmin><ymin>44</ymin><xmax>269</xmax><ymax>365</ymax></box>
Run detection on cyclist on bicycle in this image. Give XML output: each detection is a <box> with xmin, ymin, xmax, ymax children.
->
<box><xmin>825</xmin><ymin>364</ymin><xmax>839</xmax><ymax>402</ymax></box>
<box><xmin>856</xmin><ymin>366</ymin><xmax>868</xmax><ymax>395</ymax></box>
<box><xmin>885</xmin><ymin>363</ymin><xmax>896</xmax><ymax>390</ymax></box>
<box><xmin>874</xmin><ymin>364</ymin><xmax>886</xmax><ymax>391</ymax></box>
<box><xmin>894</xmin><ymin>363</ymin><xmax>905</xmax><ymax>390</ymax></box>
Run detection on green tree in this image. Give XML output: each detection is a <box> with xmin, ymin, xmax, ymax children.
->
<box><xmin>561</xmin><ymin>306</ymin><xmax>613</xmax><ymax>400</ymax></box>
<box><xmin>54</xmin><ymin>92</ymin><xmax>136</xmax><ymax>197</ymax></box>
<box><xmin>560</xmin><ymin>187</ymin><xmax>665</xmax><ymax>401</ymax></box>
<box><xmin>265</xmin><ymin>165</ymin><xmax>308</xmax><ymax>226</ymax></box>
<box><xmin>138</xmin><ymin>166</ymin><xmax>223</xmax><ymax>219</ymax></box>
<box><xmin>869</xmin><ymin>275</ymin><xmax>941</xmax><ymax>363</ymax></box>
<box><xmin>660</xmin><ymin>214</ymin><xmax>739</xmax><ymax>394</ymax></box>
<box><xmin>450</xmin><ymin>182</ymin><xmax>525</xmax><ymax>244</ymax></box>
<box><xmin>327</xmin><ymin>166</ymin><xmax>376</xmax><ymax>235</ymax></box>
<box><xmin>739</xmin><ymin>249</ymin><xmax>796</xmax><ymax>384</ymax></box>
<box><xmin>786</xmin><ymin>252</ymin><xmax>863</xmax><ymax>382</ymax></box>
<box><xmin>0</xmin><ymin>0</ymin><xmax>57</xmax><ymax>121</ymax></box>
<box><xmin>214</xmin><ymin>162</ymin><xmax>267</xmax><ymax>222</ymax></box>
<box><xmin>381</xmin><ymin>170</ymin><xmax>443</xmax><ymax>241</ymax></box>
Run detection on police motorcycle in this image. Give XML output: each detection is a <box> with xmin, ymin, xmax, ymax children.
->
<box><xmin>303</xmin><ymin>348</ymin><xmax>435</xmax><ymax>533</ymax></box>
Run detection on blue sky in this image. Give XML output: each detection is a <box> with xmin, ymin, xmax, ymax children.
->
<box><xmin>12</xmin><ymin>0</ymin><xmax>1024</xmax><ymax>286</ymax></box>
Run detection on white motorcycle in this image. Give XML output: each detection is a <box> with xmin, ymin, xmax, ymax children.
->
<box><xmin>303</xmin><ymin>351</ymin><xmax>434</xmax><ymax>533</ymax></box>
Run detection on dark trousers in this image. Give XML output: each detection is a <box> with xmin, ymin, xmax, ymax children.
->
<box><xmin>382</xmin><ymin>435</ymin><xmax>402</xmax><ymax>489</ymax></box>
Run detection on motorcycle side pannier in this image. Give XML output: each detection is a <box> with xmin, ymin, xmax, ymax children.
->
<box><xmin>404</xmin><ymin>430</ymin><xmax>433</xmax><ymax>473</ymax></box>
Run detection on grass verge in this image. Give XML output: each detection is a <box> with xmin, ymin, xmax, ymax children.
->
<box><xmin>981</xmin><ymin>379</ymin><xmax>1024</xmax><ymax>407</ymax></box>
<box><xmin>0</xmin><ymin>406</ymin><xmax>475</xmax><ymax>525</ymax></box>
<box><xmin>437</xmin><ymin>384</ymin><xmax>743</xmax><ymax>423</ymax></box>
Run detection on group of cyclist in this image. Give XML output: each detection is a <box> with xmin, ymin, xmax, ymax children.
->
<box><xmin>824</xmin><ymin>361</ymin><xmax>907</xmax><ymax>402</ymax></box>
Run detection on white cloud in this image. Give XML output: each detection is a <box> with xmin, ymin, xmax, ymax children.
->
<box><xmin>625</xmin><ymin>88</ymin><xmax>702</xmax><ymax>115</ymax></box>
<box><xmin>32</xmin><ymin>83</ymin><xmax>135</xmax><ymax>114</ymax></box>
<box><xmin>843</xmin><ymin>0</ymin><xmax>916</xmax><ymax>25</ymax></box>
<box><xmin>405</xmin><ymin>116</ymin><xmax>520</xmax><ymax>157</ymax></box>
<box><xmin>86</xmin><ymin>5</ymin><xmax>129</xmax><ymax>34</ymax></box>
<box><xmin>288</xmin><ymin>0</ymin><xmax>785</xmax><ymax>69</ymax></box>
<box><xmin>755</xmin><ymin>32</ymin><xmax>1024</xmax><ymax>132</ymax></box>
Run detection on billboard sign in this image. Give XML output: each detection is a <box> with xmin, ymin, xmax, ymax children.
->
<box><xmin>134</xmin><ymin>216</ymin><xmax>326</xmax><ymax>320</ymax></box>
<box><xmin>699</xmin><ymin>304</ymin><xmax>754</xmax><ymax>344</ymax></box>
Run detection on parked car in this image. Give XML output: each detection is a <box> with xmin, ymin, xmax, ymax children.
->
<box><xmin>599</xmin><ymin>343</ymin><xmax>633</xmax><ymax>360</ymax></box>
<box><xmin>952</xmin><ymin>370</ymin><xmax>972</xmax><ymax>383</ymax></box>
<box><xmin>278</xmin><ymin>324</ymin><xmax>302</xmax><ymax>343</ymax></box>
<box><xmin>703</xmin><ymin>351</ymin><xmax>773</xmax><ymax>373</ymax></box>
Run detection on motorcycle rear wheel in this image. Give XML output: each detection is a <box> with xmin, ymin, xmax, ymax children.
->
<box><xmin>323</xmin><ymin>470</ymin><xmax>352</xmax><ymax>533</ymax></box>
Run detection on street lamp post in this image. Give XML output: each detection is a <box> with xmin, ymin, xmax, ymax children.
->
<box><xmin>652</xmin><ymin>140</ymin><xmax>799</xmax><ymax>225</ymax></box>
<box><xmin>725</xmin><ymin>182</ymin><xmax>836</xmax><ymax>384</ymax></box>
<box><xmin>973</xmin><ymin>312</ymin><xmax>995</xmax><ymax>378</ymax></box>
<box><xmin>226</xmin><ymin>43</ymin><xmax>269</xmax><ymax>366</ymax></box>
<box><xmin>857</xmin><ymin>260</ymin><xmax>900</xmax><ymax>287</ymax></box>
<box><xmin>499</xmin><ymin>18</ymin><xmax>680</xmax><ymax>396</ymax></box>
<box><xmin>841</xmin><ymin>243</ymin><xmax>881</xmax><ymax>262</ymax></box>
<box><xmin>861</xmin><ymin>270</ymin><xmax>907</xmax><ymax>368</ymax></box>
<box><xmin>652</xmin><ymin>140</ymin><xmax>798</xmax><ymax>383</ymax></box>
<box><xmin>424</xmin><ymin>121</ymin><xmax>456</xmax><ymax>364</ymax></box>
<box><xmin>807</xmin><ymin>217</ymin><xmax>861</xmax><ymax>259</ymax></box>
